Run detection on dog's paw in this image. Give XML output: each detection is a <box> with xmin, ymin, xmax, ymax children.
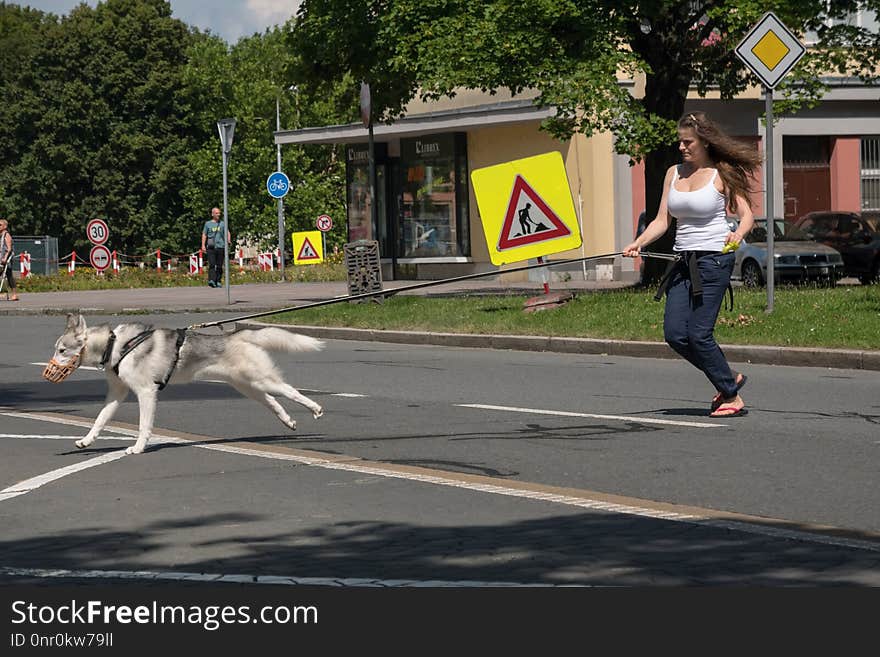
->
<box><xmin>287</xmin><ymin>419</ymin><xmax>297</xmax><ymax>431</ymax></box>
<box><xmin>75</xmin><ymin>437</ymin><xmax>94</xmax><ymax>449</ymax></box>
<box><xmin>313</xmin><ymin>407</ymin><xmax>323</xmax><ymax>420</ymax></box>
<box><xmin>125</xmin><ymin>444</ymin><xmax>146</xmax><ymax>455</ymax></box>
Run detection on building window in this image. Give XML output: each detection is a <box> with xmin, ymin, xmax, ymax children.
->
<box><xmin>862</xmin><ymin>137</ymin><xmax>880</xmax><ymax>211</ymax></box>
<box><xmin>783</xmin><ymin>136</ymin><xmax>830</xmax><ymax>167</ymax></box>
<box><xmin>399</xmin><ymin>133</ymin><xmax>470</xmax><ymax>258</ymax></box>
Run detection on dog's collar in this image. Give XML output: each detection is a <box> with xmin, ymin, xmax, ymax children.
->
<box><xmin>99</xmin><ymin>331</ymin><xmax>117</xmax><ymax>370</ymax></box>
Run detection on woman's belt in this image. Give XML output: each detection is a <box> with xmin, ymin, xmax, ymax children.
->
<box><xmin>653</xmin><ymin>250</ymin><xmax>731</xmax><ymax>310</ymax></box>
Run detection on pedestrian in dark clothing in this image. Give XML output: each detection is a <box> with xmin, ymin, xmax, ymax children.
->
<box><xmin>201</xmin><ymin>207</ymin><xmax>229</xmax><ymax>287</ymax></box>
<box><xmin>0</xmin><ymin>218</ymin><xmax>19</xmax><ymax>301</ymax></box>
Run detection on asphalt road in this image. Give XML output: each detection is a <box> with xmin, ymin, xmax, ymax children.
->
<box><xmin>1</xmin><ymin>312</ymin><xmax>879</xmax><ymax>586</ymax></box>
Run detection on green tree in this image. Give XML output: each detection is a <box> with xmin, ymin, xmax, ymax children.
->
<box><xmin>0</xmin><ymin>0</ymin><xmax>197</xmax><ymax>259</ymax></box>
<box><xmin>292</xmin><ymin>0</ymin><xmax>880</xmax><ymax>281</ymax></box>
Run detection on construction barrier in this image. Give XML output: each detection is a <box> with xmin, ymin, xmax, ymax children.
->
<box><xmin>19</xmin><ymin>252</ymin><xmax>31</xmax><ymax>277</ymax></box>
<box><xmin>68</xmin><ymin>251</ymin><xmax>76</xmax><ymax>275</ymax></box>
<box><xmin>258</xmin><ymin>252</ymin><xmax>274</xmax><ymax>271</ymax></box>
<box><xmin>189</xmin><ymin>253</ymin><xmax>199</xmax><ymax>275</ymax></box>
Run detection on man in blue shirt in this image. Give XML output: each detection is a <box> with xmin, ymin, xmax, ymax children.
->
<box><xmin>201</xmin><ymin>207</ymin><xmax>230</xmax><ymax>287</ymax></box>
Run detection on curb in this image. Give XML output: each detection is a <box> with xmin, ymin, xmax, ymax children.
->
<box><xmin>237</xmin><ymin>321</ymin><xmax>880</xmax><ymax>372</ymax></box>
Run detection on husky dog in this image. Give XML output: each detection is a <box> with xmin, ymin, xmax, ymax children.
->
<box><xmin>45</xmin><ymin>314</ymin><xmax>324</xmax><ymax>455</ymax></box>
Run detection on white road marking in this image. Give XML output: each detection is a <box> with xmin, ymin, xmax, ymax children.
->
<box><xmin>4</xmin><ymin>411</ymin><xmax>878</xmax><ymax>554</ymax></box>
<box><xmin>457</xmin><ymin>403</ymin><xmax>725</xmax><ymax>428</ymax></box>
<box><xmin>331</xmin><ymin>393</ymin><xmax>367</xmax><ymax>398</ymax></box>
<box><xmin>0</xmin><ymin>566</ymin><xmax>546</xmax><ymax>587</ymax></box>
<box><xmin>0</xmin><ymin>450</ymin><xmax>128</xmax><ymax>502</ymax></box>
<box><xmin>0</xmin><ymin>434</ymin><xmax>132</xmax><ymax>441</ymax></box>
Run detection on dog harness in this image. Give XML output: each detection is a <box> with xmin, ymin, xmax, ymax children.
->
<box><xmin>102</xmin><ymin>328</ymin><xmax>188</xmax><ymax>390</ymax></box>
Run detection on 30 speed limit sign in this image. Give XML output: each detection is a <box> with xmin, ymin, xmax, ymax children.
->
<box><xmin>316</xmin><ymin>214</ymin><xmax>333</xmax><ymax>232</ymax></box>
<box><xmin>87</xmin><ymin>218</ymin><xmax>109</xmax><ymax>245</ymax></box>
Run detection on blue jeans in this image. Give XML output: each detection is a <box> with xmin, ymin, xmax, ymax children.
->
<box><xmin>663</xmin><ymin>252</ymin><xmax>737</xmax><ymax>397</ymax></box>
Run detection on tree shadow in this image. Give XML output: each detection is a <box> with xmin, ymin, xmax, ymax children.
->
<box><xmin>1</xmin><ymin>509</ymin><xmax>878</xmax><ymax>586</ymax></box>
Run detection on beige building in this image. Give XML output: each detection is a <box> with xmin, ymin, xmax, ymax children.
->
<box><xmin>275</xmin><ymin>79</ymin><xmax>880</xmax><ymax>282</ymax></box>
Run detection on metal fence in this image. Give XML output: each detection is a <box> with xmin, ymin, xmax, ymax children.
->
<box><xmin>14</xmin><ymin>236</ymin><xmax>59</xmax><ymax>275</ymax></box>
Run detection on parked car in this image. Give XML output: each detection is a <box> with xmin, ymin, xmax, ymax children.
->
<box><xmin>729</xmin><ymin>217</ymin><xmax>845</xmax><ymax>288</ymax></box>
<box><xmin>794</xmin><ymin>211</ymin><xmax>880</xmax><ymax>284</ymax></box>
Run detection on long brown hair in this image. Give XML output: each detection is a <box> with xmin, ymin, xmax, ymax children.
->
<box><xmin>678</xmin><ymin>112</ymin><xmax>762</xmax><ymax>213</ymax></box>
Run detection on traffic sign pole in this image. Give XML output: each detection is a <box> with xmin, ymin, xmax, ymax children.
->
<box><xmin>765</xmin><ymin>88</ymin><xmax>775</xmax><ymax>314</ymax></box>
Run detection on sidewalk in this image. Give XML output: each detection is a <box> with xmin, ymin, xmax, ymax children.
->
<box><xmin>2</xmin><ymin>279</ymin><xmax>878</xmax><ymax>371</ymax></box>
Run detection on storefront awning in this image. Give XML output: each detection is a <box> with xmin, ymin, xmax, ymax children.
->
<box><xmin>274</xmin><ymin>98</ymin><xmax>555</xmax><ymax>146</ymax></box>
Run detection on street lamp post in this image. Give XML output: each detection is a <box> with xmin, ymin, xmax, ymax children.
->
<box><xmin>217</xmin><ymin>117</ymin><xmax>236</xmax><ymax>305</ymax></box>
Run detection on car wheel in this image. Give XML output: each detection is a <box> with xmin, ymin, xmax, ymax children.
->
<box><xmin>741</xmin><ymin>260</ymin><xmax>764</xmax><ymax>288</ymax></box>
<box><xmin>858</xmin><ymin>258</ymin><xmax>879</xmax><ymax>285</ymax></box>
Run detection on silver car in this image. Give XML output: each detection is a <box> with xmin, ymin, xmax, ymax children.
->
<box><xmin>730</xmin><ymin>218</ymin><xmax>845</xmax><ymax>287</ymax></box>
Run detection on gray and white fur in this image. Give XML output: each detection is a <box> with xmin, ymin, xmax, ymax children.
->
<box><xmin>48</xmin><ymin>314</ymin><xmax>324</xmax><ymax>455</ymax></box>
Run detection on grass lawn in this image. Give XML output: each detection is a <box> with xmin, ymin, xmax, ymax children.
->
<box><xmin>271</xmin><ymin>284</ymin><xmax>880</xmax><ymax>351</ymax></box>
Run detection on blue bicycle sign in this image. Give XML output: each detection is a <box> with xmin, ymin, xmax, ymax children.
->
<box><xmin>266</xmin><ymin>171</ymin><xmax>290</xmax><ymax>199</ymax></box>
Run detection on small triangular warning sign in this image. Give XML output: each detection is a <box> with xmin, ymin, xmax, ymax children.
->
<box><xmin>497</xmin><ymin>175</ymin><xmax>572</xmax><ymax>251</ymax></box>
<box><xmin>297</xmin><ymin>237</ymin><xmax>320</xmax><ymax>260</ymax></box>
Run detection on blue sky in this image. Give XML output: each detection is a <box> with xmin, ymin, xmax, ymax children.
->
<box><xmin>19</xmin><ymin>1</ymin><xmax>301</xmax><ymax>43</ymax></box>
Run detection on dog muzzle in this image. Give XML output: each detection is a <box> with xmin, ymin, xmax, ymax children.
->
<box><xmin>43</xmin><ymin>351</ymin><xmax>82</xmax><ymax>383</ymax></box>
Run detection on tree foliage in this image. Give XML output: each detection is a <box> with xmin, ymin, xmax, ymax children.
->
<box><xmin>0</xmin><ymin>0</ymin><xmax>197</xmax><ymax>255</ymax></box>
<box><xmin>0</xmin><ymin>0</ymin><xmax>353</xmax><ymax>259</ymax></box>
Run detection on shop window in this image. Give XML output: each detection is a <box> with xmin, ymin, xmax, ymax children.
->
<box><xmin>399</xmin><ymin>133</ymin><xmax>469</xmax><ymax>258</ymax></box>
<box><xmin>345</xmin><ymin>143</ymin><xmax>388</xmax><ymax>248</ymax></box>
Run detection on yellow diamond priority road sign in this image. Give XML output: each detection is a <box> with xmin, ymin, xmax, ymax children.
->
<box><xmin>735</xmin><ymin>11</ymin><xmax>806</xmax><ymax>89</ymax></box>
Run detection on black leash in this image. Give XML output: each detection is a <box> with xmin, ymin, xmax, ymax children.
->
<box><xmin>188</xmin><ymin>251</ymin><xmax>679</xmax><ymax>330</ymax></box>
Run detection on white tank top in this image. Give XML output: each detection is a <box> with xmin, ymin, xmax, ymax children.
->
<box><xmin>667</xmin><ymin>166</ymin><xmax>729</xmax><ymax>251</ymax></box>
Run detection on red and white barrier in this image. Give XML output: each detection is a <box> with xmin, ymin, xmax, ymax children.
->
<box><xmin>198</xmin><ymin>249</ymin><xmax>204</xmax><ymax>274</ymax></box>
<box><xmin>19</xmin><ymin>252</ymin><xmax>31</xmax><ymax>277</ymax></box>
<box><xmin>258</xmin><ymin>252</ymin><xmax>274</xmax><ymax>271</ymax></box>
<box><xmin>156</xmin><ymin>248</ymin><xmax>162</xmax><ymax>271</ymax></box>
<box><xmin>112</xmin><ymin>250</ymin><xmax>120</xmax><ymax>274</ymax></box>
<box><xmin>236</xmin><ymin>247</ymin><xmax>244</xmax><ymax>271</ymax></box>
<box><xmin>189</xmin><ymin>253</ymin><xmax>199</xmax><ymax>275</ymax></box>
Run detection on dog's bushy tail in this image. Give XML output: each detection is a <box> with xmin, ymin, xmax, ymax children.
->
<box><xmin>232</xmin><ymin>328</ymin><xmax>324</xmax><ymax>353</ymax></box>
